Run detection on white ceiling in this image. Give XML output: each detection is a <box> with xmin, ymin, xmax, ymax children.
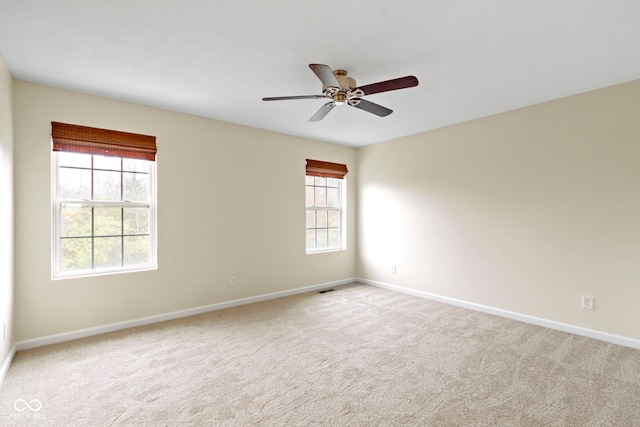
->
<box><xmin>1</xmin><ymin>1</ymin><xmax>640</xmax><ymax>147</ymax></box>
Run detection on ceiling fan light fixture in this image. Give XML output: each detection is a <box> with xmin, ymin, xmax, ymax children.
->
<box><xmin>333</xmin><ymin>92</ymin><xmax>347</xmax><ymax>105</ymax></box>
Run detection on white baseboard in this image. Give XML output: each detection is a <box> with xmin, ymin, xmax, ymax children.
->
<box><xmin>16</xmin><ymin>278</ymin><xmax>357</xmax><ymax>352</ymax></box>
<box><xmin>13</xmin><ymin>275</ymin><xmax>637</xmax><ymax>365</ymax></box>
<box><xmin>1</xmin><ymin>344</ymin><xmax>17</xmax><ymax>386</ymax></box>
<box><xmin>357</xmin><ymin>278</ymin><xmax>640</xmax><ymax>350</ymax></box>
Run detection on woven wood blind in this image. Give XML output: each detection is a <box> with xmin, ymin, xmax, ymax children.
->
<box><xmin>52</xmin><ymin>122</ymin><xmax>157</xmax><ymax>161</ymax></box>
<box><xmin>306</xmin><ymin>159</ymin><xmax>348</xmax><ymax>179</ymax></box>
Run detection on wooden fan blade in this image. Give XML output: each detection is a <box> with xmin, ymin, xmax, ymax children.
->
<box><xmin>357</xmin><ymin>76</ymin><xmax>418</xmax><ymax>96</ymax></box>
<box><xmin>309</xmin><ymin>102</ymin><xmax>335</xmax><ymax>122</ymax></box>
<box><xmin>309</xmin><ymin>64</ymin><xmax>341</xmax><ymax>88</ymax></box>
<box><xmin>262</xmin><ymin>95</ymin><xmax>326</xmax><ymax>101</ymax></box>
<box><xmin>350</xmin><ymin>98</ymin><xmax>393</xmax><ymax>117</ymax></box>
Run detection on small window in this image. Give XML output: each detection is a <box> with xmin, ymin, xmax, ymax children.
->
<box><xmin>305</xmin><ymin>159</ymin><xmax>348</xmax><ymax>253</ymax></box>
<box><xmin>51</xmin><ymin>122</ymin><xmax>157</xmax><ymax>278</ymax></box>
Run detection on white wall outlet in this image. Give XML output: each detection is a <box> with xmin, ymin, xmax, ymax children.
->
<box><xmin>391</xmin><ymin>265</ymin><xmax>397</xmax><ymax>274</ymax></box>
<box><xmin>582</xmin><ymin>296</ymin><xmax>594</xmax><ymax>310</ymax></box>
<box><xmin>230</xmin><ymin>276</ymin><xmax>237</xmax><ymax>287</ymax></box>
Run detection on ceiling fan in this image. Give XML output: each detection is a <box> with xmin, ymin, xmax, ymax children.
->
<box><xmin>262</xmin><ymin>64</ymin><xmax>419</xmax><ymax>122</ymax></box>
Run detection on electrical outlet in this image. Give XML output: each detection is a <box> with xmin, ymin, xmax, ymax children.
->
<box><xmin>391</xmin><ymin>266</ymin><xmax>397</xmax><ymax>274</ymax></box>
<box><xmin>582</xmin><ymin>296</ymin><xmax>594</xmax><ymax>310</ymax></box>
<box><xmin>230</xmin><ymin>276</ymin><xmax>237</xmax><ymax>287</ymax></box>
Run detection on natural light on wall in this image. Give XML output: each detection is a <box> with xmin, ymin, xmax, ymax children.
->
<box><xmin>359</xmin><ymin>184</ymin><xmax>408</xmax><ymax>273</ymax></box>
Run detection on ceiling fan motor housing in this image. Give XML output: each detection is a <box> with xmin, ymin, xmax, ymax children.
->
<box><xmin>333</xmin><ymin>69</ymin><xmax>357</xmax><ymax>89</ymax></box>
<box><xmin>321</xmin><ymin>70</ymin><xmax>362</xmax><ymax>105</ymax></box>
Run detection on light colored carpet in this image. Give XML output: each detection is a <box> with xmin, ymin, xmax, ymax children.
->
<box><xmin>1</xmin><ymin>283</ymin><xmax>639</xmax><ymax>426</ymax></box>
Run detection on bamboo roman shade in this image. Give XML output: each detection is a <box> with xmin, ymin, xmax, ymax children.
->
<box><xmin>51</xmin><ymin>122</ymin><xmax>157</xmax><ymax>161</ymax></box>
<box><xmin>306</xmin><ymin>159</ymin><xmax>348</xmax><ymax>179</ymax></box>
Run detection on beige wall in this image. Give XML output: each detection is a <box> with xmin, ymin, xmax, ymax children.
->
<box><xmin>13</xmin><ymin>81</ymin><xmax>356</xmax><ymax>341</ymax></box>
<box><xmin>0</xmin><ymin>54</ymin><xmax>15</xmax><ymax>368</ymax></box>
<box><xmin>357</xmin><ymin>80</ymin><xmax>640</xmax><ymax>340</ymax></box>
<box><xmin>9</xmin><ymin>75</ymin><xmax>640</xmax><ymax>345</ymax></box>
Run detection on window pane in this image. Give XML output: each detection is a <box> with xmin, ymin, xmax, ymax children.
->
<box><xmin>94</xmin><ymin>207</ymin><xmax>122</xmax><ymax>236</ymax></box>
<box><xmin>124</xmin><ymin>235</ymin><xmax>149</xmax><ymax>265</ymax></box>
<box><xmin>94</xmin><ymin>170</ymin><xmax>121</xmax><ymax>201</ymax></box>
<box><xmin>306</xmin><ymin>229</ymin><xmax>316</xmax><ymax>250</ymax></box>
<box><xmin>316</xmin><ymin>210</ymin><xmax>327</xmax><ymax>228</ymax></box>
<box><xmin>305</xmin><ymin>175</ymin><xmax>314</xmax><ymax>185</ymax></box>
<box><xmin>316</xmin><ymin>229</ymin><xmax>328</xmax><ymax>248</ymax></box>
<box><xmin>59</xmin><ymin>152</ymin><xmax>91</xmax><ymax>168</ymax></box>
<box><xmin>124</xmin><ymin>208</ymin><xmax>149</xmax><ymax>235</ymax></box>
<box><xmin>305</xmin><ymin>185</ymin><xmax>314</xmax><ymax>206</ymax></box>
<box><xmin>61</xmin><ymin>205</ymin><xmax>92</xmax><ymax>237</ymax></box>
<box><xmin>94</xmin><ymin>155</ymin><xmax>121</xmax><ymax>171</ymax></box>
<box><xmin>123</xmin><ymin>158</ymin><xmax>149</xmax><ymax>173</ymax></box>
<box><xmin>328</xmin><ymin>228</ymin><xmax>339</xmax><ymax>248</ymax></box>
<box><xmin>327</xmin><ymin>187</ymin><xmax>339</xmax><ymax>207</ymax></box>
<box><xmin>314</xmin><ymin>186</ymin><xmax>326</xmax><ymax>206</ymax></box>
<box><xmin>61</xmin><ymin>238</ymin><xmax>92</xmax><ymax>271</ymax></box>
<box><xmin>59</xmin><ymin>167</ymin><xmax>91</xmax><ymax>200</ymax></box>
<box><xmin>314</xmin><ymin>177</ymin><xmax>326</xmax><ymax>186</ymax></box>
<box><xmin>306</xmin><ymin>210</ymin><xmax>315</xmax><ymax>229</ymax></box>
<box><xmin>123</xmin><ymin>172</ymin><xmax>149</xmax><ymax>202</ymax></box>
<box><xmin>327</xmin><ymin>178</ymin><xmax>339</xmax><ymax>188</ymax></box>
<box><xmin>94</xmin><ymin>237</ymin><xmax>122</xmax><ymax>268</ymax></box>
<box><xmin>327</xmin><ymin>210</ymin><xmax>338</xmax><ymax>227</ymax></box>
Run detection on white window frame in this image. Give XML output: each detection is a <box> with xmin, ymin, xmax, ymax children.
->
<box><xmin>52</xmin><ymin>152</ymin><xmax>157</xmax><ymax>279</ymax></box>
<box><xmin>306</xmin><ymin>176</ymin><xmax>347</xmax><ymax>254</ymax></box>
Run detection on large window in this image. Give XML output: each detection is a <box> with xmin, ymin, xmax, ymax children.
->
<box><xmin>51</xmin><ymin>122</ymin><xmax>157</xmax><ymax>278</ymax></box>
<box><xmin>305</xmin><ymin>159</ymin><xmax>347</xmax><ymax>253</ymax></box>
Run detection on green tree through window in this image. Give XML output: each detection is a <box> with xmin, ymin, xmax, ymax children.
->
<box><xmin>53</xmin><ymin>152</ymin><xmax>156</xmax><ymax>277</ymax></box>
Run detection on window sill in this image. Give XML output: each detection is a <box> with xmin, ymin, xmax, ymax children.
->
<box><xmin>306</xmin><ymin>247</ymin><xmax>346</xmax><ymax>255</ymax></box>
<box><xmin>52</xmin><ymin>265</ymin><xmax>157</xmax><ymax>281</ymax></box>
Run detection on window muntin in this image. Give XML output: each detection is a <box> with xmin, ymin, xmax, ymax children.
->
<box><xmin>53</xmin><ymin>152</ymin><xmax>156</xmax><ymax>278</ymax></box>
<box><xmin>306</xmin><ymin>175</ymin><xmax>344</xmax><ymax>252</ymax></box>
